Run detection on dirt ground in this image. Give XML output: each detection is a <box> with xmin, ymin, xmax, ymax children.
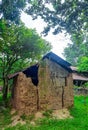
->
<box><xmin>10</xmin><ymin>108</ymin><xmax>72</xmax><ymax>127</ymax></box>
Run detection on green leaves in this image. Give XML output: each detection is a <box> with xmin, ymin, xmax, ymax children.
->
<box><xmin>0</xmin><ymin>20</ymin><xmax>51</xmax><ymax>68</ymax></box>
<box><xmin>0</xmin><ymin>20</ymin><xmax>51</xmax><ymax>100</ymax></box>
<box><xmin>78</xmin><ymin>57</ymin><xmax>88</xmax><ymax>72</ymax></box>
<box><xmin>0</xmin><ymin>0</ymin><xmax>26</xmax><ymax>24</ymax></box>
<box><xmin>0</xmin><ymin>0</ymin><xmax>88</xmax><ymax>36</ymax></box>
<box><xmin>63</xmin><ymin>30</ymin><xmax>88</xmax><ymax>67</ymax></box>
<box><xmin>26</xmin><ymin>0</ymin><xmax>88</xmax><ymax>36</ymax></box>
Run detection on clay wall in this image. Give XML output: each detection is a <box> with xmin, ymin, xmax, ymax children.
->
<box><xmin>12</xmin><ymin>72</ymin><xmax>37</xmax><ymax>115</ymax></box>
<box><xmin>38</xmin><ymin>59</ymin><xmax>73</xmax><ymax>110</ymax></box>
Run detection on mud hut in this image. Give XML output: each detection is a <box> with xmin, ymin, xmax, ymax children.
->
<box><xmin>9</xmin><ymin>52</ymin><xmax>73</xmax><ymax>115</ymax></box>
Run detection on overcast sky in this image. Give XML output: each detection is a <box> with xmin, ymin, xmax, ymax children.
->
<box><xmin>21</xmin><ymin>12</ymin><xmax>71</xmax><ymax>59</ymax></box>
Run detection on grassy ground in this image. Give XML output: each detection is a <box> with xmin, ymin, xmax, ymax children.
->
<box><xmin>0</xmin><ymin>95</ymin><xmax>88</xmax><ymax>130</ymax></box>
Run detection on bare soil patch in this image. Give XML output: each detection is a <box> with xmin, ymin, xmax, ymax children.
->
<box><xmin>10</xmin><ymin>108</ymin><xmax>72</xmax><ymax>127</ymax></box>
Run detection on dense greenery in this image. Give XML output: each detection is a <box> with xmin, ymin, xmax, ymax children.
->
<box><xmin>63</xmin><ymin>40</ymin><xmax>88</xmax><ymax>66</ymax></box>
<box><xmin>63</xmin><ymin>32</ymin><xmax>88</xmax><ymax>71</ymax></box>
<box><xmin>0</xmin><ymin>20</ymin><xmax>51</xmax><ymax>101</ymax></box>
<box><xmin>27</xmin><ymin>0</ymin><xmax>88</xmax><ymax>36</ymax></box>
<box><xmin>78</xmin><ymin>57</ymin><xmax>88</xmax><ymax>72</ymax></box>
<box><xmin>0</xmin><ymin>0</ymin><xmax>26</xmax><ymax>24</ymax></box>
<box><xmin>0</xmin><ymin>96</ymin><xmax>88</xmax><ymax>130</ymax></box>
<box><xmin>0</xmin><ymin>0</ymin><xmax>88</xmax><ymax>35</ymax></box>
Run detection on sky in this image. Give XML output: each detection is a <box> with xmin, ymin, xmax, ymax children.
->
<box><xmin>21</xmin><ymin>12</ymin><xmax>71</xmax><ymax>59</ymax></box>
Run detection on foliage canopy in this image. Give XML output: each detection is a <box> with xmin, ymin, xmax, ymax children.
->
<box><xmin>0</xmin><ymin>0</ymin><xmax>88</xmax><ymax>35</ymax></box>
<box><xmin>63</xmin><ymin>32</ymin><xmax>88</xmax><ymax>71</ymax></box>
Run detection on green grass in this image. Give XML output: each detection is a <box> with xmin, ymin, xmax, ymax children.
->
<box><xmin>1</xmin><ymin>96</ymin><xmax>88</xmax><ymax>130</ymax></box>
<box><xmin>0</xmin><ymin>108</ymin><xmax>12</xmax><ymax>129</ymax></box>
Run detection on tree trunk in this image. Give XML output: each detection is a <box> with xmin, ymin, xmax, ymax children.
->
<box><xmin>2</xmin><ymin>77</ymin><xmax>8</xmax><ymax>105</ymax></box>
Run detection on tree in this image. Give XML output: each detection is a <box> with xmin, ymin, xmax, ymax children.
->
<box><xmin>0</xmin><ymin>0</ymin><xmax>26</xmax><ymax>24</ymax></box>
<box><xmin>63</xmin><ymin>43</ymin><xmax>80</xmax><ymax>66</ymax></box>
<box><xmin>26</xmin><ymin>0</ymin><xmax>88</xmax><ymax>35</ymax></box>
<box><xmin>63</xmin><ymin>42</ymin><xmax>88</xmax><ymax>66</ymax></box>
<box><xmin>0</xmin><ymin>20</ymin><xmax>51</xmax><ymax>101</ymax></box>
<box><xmin>63</xmin><ymin>32</ymin><xmax>88</xmax><ymax>66</ymax></box>
<box><xmin>0</xmin><ymin>0</ymin><xmax>88</xmax><ymax>35</ymax></box>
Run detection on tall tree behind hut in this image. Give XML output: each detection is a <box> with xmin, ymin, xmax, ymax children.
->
<box><xmin>0</xmin><ymin>20</ymin><xmax>52</xmax><ymax>103</ymax></box>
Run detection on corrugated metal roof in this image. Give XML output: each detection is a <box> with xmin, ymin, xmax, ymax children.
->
<box><xmin>43</xmin><ymin>52</ymin><xmax>72</xmax><ymax>72</ymax></box>
<box><xmin>8</xmin><ymin>64</ymin><xmax>39</xmax><ymax>86</ymax></box>
<box><xmin>8</xmin><ymin>64</ymin><xmax>38</xmax><ymax>79</ymax></box>
<box><xmin>8</xmin><ymin>52</ymin><xmax>72</xmax><ymax>79</ymax></box>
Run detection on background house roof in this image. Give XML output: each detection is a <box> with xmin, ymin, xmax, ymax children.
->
<box><xmin>43</xmin><ymin>52</ymin><xmax>72</xmax><ymax>72</ymax></box>
<box><xmin>70</xmin><ymin>66</ymin><xmax>77</xmax><ymax>72</ymax></box>
<box><xmin>70</xmin><ymin>66</ymin><xmax>88</xmax><ymax>82</ymax></box>
<box><xmin>73</xmin><ymin>73</ymin><xmax>88</xmax><ymax>81</ymax></box>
